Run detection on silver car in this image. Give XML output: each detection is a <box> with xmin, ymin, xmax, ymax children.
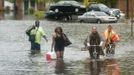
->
<box><xmin>78</xmin><ymin>11</ymin><xmax>117</xmax><ymax>23</ymax></box>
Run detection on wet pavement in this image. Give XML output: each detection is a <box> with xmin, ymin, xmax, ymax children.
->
<box><xmin>0</xmin><ymin>20</ymin><xmax>134</xmax><ymax>75</ymax></box>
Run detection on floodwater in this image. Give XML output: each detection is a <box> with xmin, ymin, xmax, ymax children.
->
<box><xmin>0</xmin><ymin>11</ymin><xmax>35</xmax><ymax>20</ymax></box>
<box><xmin>0</xmin><ymin>19</ymin><xmax>134</xmax><ymax>75</ymax></box>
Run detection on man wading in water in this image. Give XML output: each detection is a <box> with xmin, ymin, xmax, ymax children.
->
<box><xmin>26</xmin><ymin>20</ymin><xmax>48</xmax><ymax>54</ymax></box>
<box><xmin>84</xmin><ymin>26</ymin><xmax>104</xmax><ymax>59</ymax></box>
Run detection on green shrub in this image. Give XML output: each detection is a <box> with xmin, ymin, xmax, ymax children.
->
<box><xmin>29</xmin><ymin>8</ymin><xmax>35</xmax><ymax>14</ymax></box>
<box><xmin>34</xmin><ymin>11</ymin><xmax>45</xmax><ymax>19</ymax></box>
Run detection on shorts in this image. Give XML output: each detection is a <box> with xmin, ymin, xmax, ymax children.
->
<box><xmin>35</xmin><ymin>43</ymin><xmax>40</xmax><ymax>50</ymax></box>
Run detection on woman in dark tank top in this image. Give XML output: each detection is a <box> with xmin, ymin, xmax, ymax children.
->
<box><xmin>55</xmin><ymin>34</ymin><xmax>65</xmax><ymax>48</ymax></box>
<box><xmin>51</xmin><ymin>26</ymin><xmax>66</xmax><ymax>60</ymax></box>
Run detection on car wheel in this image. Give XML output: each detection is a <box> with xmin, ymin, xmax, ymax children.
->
<box><xmin>62</xmin><ymin>16</ymin><xmax>69</xmax><ymax>22</ymax></box>
<box><xmin>114</xmin><ymin>21</ymin><xmax>117</xmax><ymax>23</ymax></box>
<box><xmin>55</xmin><ymin>8</ymin><xmax>59</xmax><ymax>13</ymax></box>
<box><xmin>75</xmin><ymin>8</ymin><xmax>79</xmax><ymax>12</ymax></box>
<box><xmin>80</xmin><ymin>20</ymin><xmax>84</xmax><ymax>23</ymax></box>
<box><xmin>97</xmin><ymin>20</ymin><xmax>101</xmax><ymax>24</ymax></box>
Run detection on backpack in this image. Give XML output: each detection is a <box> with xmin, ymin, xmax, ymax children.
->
<box><xmin>25</xmin><ymin>25</ymin><xmax>35</xmax><ymax>36</ymax></box>
<box><xmin>111</xmin><ymin>34</ymin><xmax>120</xmax><ymax>42</ymax></box>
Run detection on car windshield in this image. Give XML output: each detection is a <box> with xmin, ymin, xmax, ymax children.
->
<box><xmin>57</xmin><ymin>1</ymin><xmax>81</xmax><ymax>6</ymax></box>
<box><xmin>99</xmin><ymin>4</ymin><xmax>108</xmax><ymax>8</ymax></box>
<box><xmin>98</xmin><ymin>4</ymin><xmax>110</xmax><ymax>11</ymax></box>
<box><xmin>83</xmin><ymin>12</ymin><xmax>95</xmax><ymax>16</ymax></box>
<box><xmin>95</xmin><ymin>12</ymin><xmax>108</xmax><ymax>16</ymax></box>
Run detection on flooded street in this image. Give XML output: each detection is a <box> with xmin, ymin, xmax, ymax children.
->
<box><xmin>0</xmin><ymin>20</ymin><xmax>134</xmax><ymax>75</ymax></box>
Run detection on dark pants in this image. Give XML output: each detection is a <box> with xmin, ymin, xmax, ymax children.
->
<box><xmin>30</xmin><ymin>41</ymin><xmax>40</xmax><ymax>54</ymax></box>
<box><xmin>89</xmin><ymin>47</ymin><xmax>101</xmax><ymax>59</ymax></box>
<box><xmin>34</xmin><ymin>43</ymin><xmax>40</xmax><ymax>51</ymax></box>
<box><xmin>31</xmin><ymin>41</ymin><xmax>35</xmax><ymax>50</ymax></box>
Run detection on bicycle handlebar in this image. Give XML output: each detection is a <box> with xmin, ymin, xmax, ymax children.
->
<box><xmin>108</xmin><ymin>43</ymin><xmax>114</xmax><ymax>45</ymax></box>
<box><xmin>90</xmin><ymin>45</ymin><xmax>100</xmax><ymax>47</ymax></box>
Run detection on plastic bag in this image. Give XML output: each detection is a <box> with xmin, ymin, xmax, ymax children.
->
<box><xmin>46</xmin><ymin>51</ymin><xmax>56</xmax><ymax>61</ymax></box>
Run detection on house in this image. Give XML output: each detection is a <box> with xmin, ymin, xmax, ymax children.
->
<box><xmin>4</xmin><ymin>1</ymin><xmax>14</xmax><ymax>11</ymax></box>
<box><xmin>0</xmin><ymin>0</ymin><xmax>23</xmax><ymax>11</ymax></box>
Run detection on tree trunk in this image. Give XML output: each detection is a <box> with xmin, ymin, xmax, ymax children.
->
<box><xmin>14</xmin><ymin>11</ymin><xmax>23</xmax><ymax>20</ymax></box>
<box><xmin>37</xmin><ymin>1</ymin><xmax>46</xmax><ymax>11</ymax></box>
<box><xmin>14</xmin><ymin>0</ymin><xmax>23</xmax><ymax>19</ymax></box>
<box><xmin>15</xmin><ymin>0</ymin><xmax>23</xmax><ymax>11</ymax></box>
<box><xmin>126</xmin><ymin>0</ymin><xmax>129</xmax><ymax>18</ymax></box>
<box><xmin>130</xmin><ymin>0</ymin><xmax>133</xmax><ymax>37</ymax></box>
<box><xmin>0</xmin><ymin>0</ymin><xmax>4</xmax><ymax>11</ymax></box>
<box><xmin>131</xmin><ymin>18</ymin><xmax>133</xmax><ymax>37</ymax></box>
<box><xmin>0</xmin><ymin>11</ymin><xmax>4</xmax><ymax>20</ymax></box>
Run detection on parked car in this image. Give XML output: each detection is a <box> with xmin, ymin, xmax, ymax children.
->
<box><xmin>110</xmin><ymin>8</ymin><xmax>125</xmax><ymax>19</ymax></box>
<box><xmin>45</xmin><ymin>10</ymin><xmax>70</xmax><ymax>21</ymax></box>
<box><xmin>87</xmin><ymin>3</ymin><xmax>122</xmax><ymax>19</ymax></box>
<box><xmin>87</xmin><ymin>3</ymin><xmax>110</xmax><ymax>14</ymax></box>
<box><xmin>45</xmin><ymin>0</ymin><xmax>86</xmax><ymax>21</ymax></box>
<box><xmin>78</xmin><ymin>11</ymin><xmax>117</xmax><ymax>23</ymax></box>
<box><xmin>49</xmin><ymin>0</ymin><xmax>86</xmax><ymax>14</ymax></box>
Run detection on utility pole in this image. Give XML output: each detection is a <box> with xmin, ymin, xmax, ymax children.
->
<box><xmin>15</xmin><ymin>0</ymin><xmax>23</xmax><ymax>11</ymax></box>
<box><xmin>14</xmin><ymin>0</ymin><xmax>23</xmax><ymax>20</ymax></box>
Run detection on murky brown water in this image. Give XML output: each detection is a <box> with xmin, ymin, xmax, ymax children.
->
<box><xmin>0</xmin><ymin>20</ymin><xmax>134</xmax><ymax>75</ymax></box>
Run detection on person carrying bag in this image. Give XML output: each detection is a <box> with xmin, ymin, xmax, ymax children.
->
<box><xmin>51</xmin><ymin>26</ymin><xmax>72</xmax><ymax>60</ymax></box>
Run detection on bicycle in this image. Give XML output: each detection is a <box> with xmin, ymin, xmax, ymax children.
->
<box><xmin>90</xmin><ymin>45</ymin><xmax>100</xmax><ymax>59</ymax></box>
<box><xmin>106</xmin><ymin>43</ymin><xmax>115</xmax><ymax>57</ymax></box>
<box><xmin>89</xmin><ymin>45</ymin><xmax>102</xmax><ymax>75</ymax></box>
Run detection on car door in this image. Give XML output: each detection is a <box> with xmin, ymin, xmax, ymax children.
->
<box><xmin>86</xmin><ymin>13</ymin><xmax>96</xmax><ymax>23</ymax></box>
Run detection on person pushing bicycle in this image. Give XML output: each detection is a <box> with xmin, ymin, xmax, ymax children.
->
<box><xmin>103</xmin><ymin>25</ymin><xmax>120</xmax><ymax>55</ymax></box>
<box><xmin>84</xmin><ymin>26</ymin><xmax>104</xmax><ymax>59</ymax></box>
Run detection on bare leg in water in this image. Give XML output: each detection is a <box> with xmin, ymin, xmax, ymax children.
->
<box><xmin>56</xmin><ymin>51</ymin><xmax>64</xmax><ymax>60</ymax></box>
